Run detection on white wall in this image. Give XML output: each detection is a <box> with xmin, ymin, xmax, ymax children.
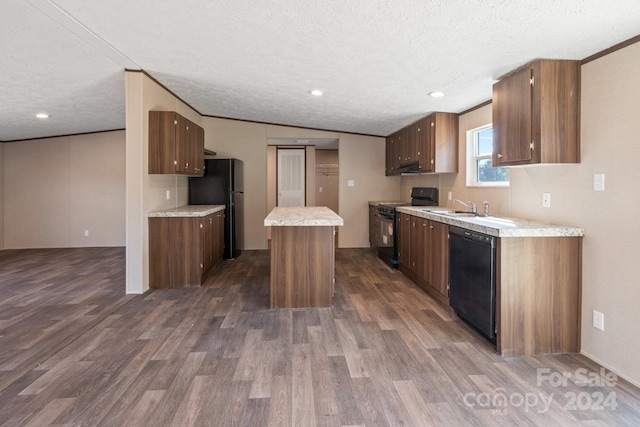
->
<box><xmin>402</xmin><ymin>42</ymin><xmax>640</xmax><ymax>387</ymax></box>
<box><xmin>3</xmin><ymin>131</ymin><xmax>125</xmax><ymax>248</ymax></box>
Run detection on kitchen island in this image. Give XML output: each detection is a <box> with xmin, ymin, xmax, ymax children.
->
<box><xmin>264</xmin><ymin>206</ymin><xmax>343</xmax><ymax>308</ymax></box>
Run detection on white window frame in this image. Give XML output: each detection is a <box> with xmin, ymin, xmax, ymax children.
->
<box><xmin>466</xmin><ymin>124</ymin><xmax>510</xmax><ymax>187</ymax></box>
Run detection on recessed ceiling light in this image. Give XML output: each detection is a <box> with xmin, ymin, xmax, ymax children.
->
<box><xmin>310</xmin><ymin>89</ymin><xmax>323</xmax><ymax>96</ymax></box>
<box><xmin>36</xmin><ymin>113</ymin><xmax>50</xmax><ymax>119</ymax></box>
<box><xmin>428</xmin><ymin>91</ymin><xmax>445</xmax><ymax>98</ymax></box>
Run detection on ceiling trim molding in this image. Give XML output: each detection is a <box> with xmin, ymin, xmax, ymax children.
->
<box><xmin>126</xmin><ymin>69</ymin><xmax>204</xmax><ymax>117</ymax></box>
<box><xmin>25</xmin><ymin>0</ymin><xmax>140</xmax><ymax>69</ymax></box>
<box><xmin>581</xmin><ymin>33</ymin><xmax>640</xmax><ymax>64</ymax></box>
<box><xmin>127</xmin><ymin>70</ymin><xmax>384</xmax><ymax>138</ymax></box>
<box><xmin>458</xmin><ymin>99</ymin><xmax>492</xmax><ymax>117</ymax></box>
<box><xmin>201</xmin><ymin>114</ymin><xmax>384</xmax><ymax>138</ymax></box>
<box><xmin>2</xmin><ymin>128</ymin><xmax>125</xmax><ymax>144</ymax></box>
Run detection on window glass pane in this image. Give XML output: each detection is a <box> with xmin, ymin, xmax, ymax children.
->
<box><xmin>476</xmin><ymin>128</ymin><xmax>493</xmax><ymax>156</ymax></box>
<box><xmin>477</xmin><ymin>158</ymin><xmax>510</xmax><ymax>183</ymax></box>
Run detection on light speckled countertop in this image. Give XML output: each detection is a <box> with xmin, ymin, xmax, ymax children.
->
<box><xmin>396</xmin><ymin>206</ymin><xmax>584</xmax><ymax>238</ymax></box>
<box><xmin>148</xmin><ymin>205</ymin><xmax>225</xmax><ymax>218</ymax></box>
<box><xmin>264</xmin><ymin>206</ymin><xmax>344</xmax><ymax>226</ymax></box>
<box><xmin>368</xmin><ymin>201</ymin><xmax>407</xmax><ymax>207</ymax></box>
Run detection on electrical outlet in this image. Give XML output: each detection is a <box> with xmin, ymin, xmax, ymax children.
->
<box><xmin>347</xmin><ymin>180</ymin><xmax>355</xmax><ymax>187</ymax></box>
<box><xmin>593</xmin><ymin>310</ymin><xmax>604</xmax><ymax>331</ymax></box>
<box><xmin>594</xmin><ymin>173</ymin><xmax>605</xmax><ymax>191</ymax></box>
<box><xmin>542</xmin><ymin>192</ymin><xmax>551</xmax><ymax>208</ymax></box>
<box><xmin>448</xmin><ymin>191</ymin><xmax>452</xmax><ymax>201</ymax></box>
<box><xmin>166</xmin><ymin>190</ymin><xmax>171</xmax><ymax>200</ymax></box>
<box><xmin>84</xmin><ymin>230</ymin><xmax>89</xmax><ymax>237</ymax></box>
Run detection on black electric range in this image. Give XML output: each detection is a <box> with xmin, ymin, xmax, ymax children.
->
<box><xmin>377</xmin><ymin>187</ymin><xmax>439</xmax><ymax>268</ymax></box>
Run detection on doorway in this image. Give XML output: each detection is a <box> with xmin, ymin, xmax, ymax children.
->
<box><xmin>266</xmin><ymin>138</ymin><xmax>340</xmax><ymax>244</ymax></box>
<box><xmin>277</xmin><ymin>148</ymin><xmax>305</xmax><ymax>207</ymax></box>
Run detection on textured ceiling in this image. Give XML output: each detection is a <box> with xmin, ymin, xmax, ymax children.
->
<box><xmin>2</xmin><ymin>0</ymin><xmax>640</xmax><ymax>141</ymax></box>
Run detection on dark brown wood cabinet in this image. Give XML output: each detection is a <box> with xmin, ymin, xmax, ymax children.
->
<box><xmin>385</xmin><ymin>112</ymin><xmax>458</xmax><ymax>175</ymax></box>
<box><xmin>149</xmin><ymin>211</ymin><xmax>224</xmax><ymax>289</ymax></box>
<box><xmin>368</xmin><ymin>205</ymin><xmax>379</xmax><ymax>250</ymax></box>
<box><xmin>399</xmin><ymin>213</ymin><xmax>450</xmax><ymax>306</ymax></box>
<box><xmin>397</xmin><ymin>213</ymin><xmax>411</xmax><ymax>270</ymax></box>
<box><xmin>497</xmin><ymin>236</ymin><xmax>582</xmax><ymax>356</ymax></box>
<box><xmin>417</xmin><ymin>112</ymin><xmax>458</xmax><ymax>173</ymax></box>
<box><xmin>428</xmin><ymin>220</ymin><xmax>449</xmax><ymax>298</ymax></box>
<box><xmin>149</xmin><ymin>111</ymin><xmax>205</xmax><ymax>176</ymax></box>
<box><xmin>492</xmin><ymin>59</ymin><xmax>580</xmax><ymax>166</ymax></box>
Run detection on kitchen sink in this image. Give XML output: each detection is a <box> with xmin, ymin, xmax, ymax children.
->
<box><xmin>423</xmin><ymin>209</ymin><xmax>479</xmax><ymax>217</ymax></box>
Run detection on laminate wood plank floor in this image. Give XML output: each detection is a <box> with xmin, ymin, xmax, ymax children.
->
<box><xmin>1</xmin><ymin>247</ymin><xmax>639</xmax><ymax>426</ymax></box>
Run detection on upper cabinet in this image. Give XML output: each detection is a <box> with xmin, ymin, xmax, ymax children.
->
<box><xmin>417</xmin><ymin>112</ymin><xmax>458</xmax><ymax>173</ymax></box>
<box><xmin>385</xmin><ymin>112</ymin><xmax>458</xmax><ymax>175</ymax></box>
<box><xmin>149</xmin><ymin>111</ymin><xmax>205</xmax><ymax>176</ymax></box>
<box><xmin>492</xmin><ymin>59</ymin><xmax>580</xmax><ymax>166</ymax></box>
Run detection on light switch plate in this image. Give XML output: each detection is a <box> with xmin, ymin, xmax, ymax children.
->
<box><xmin>347</xmin><ymin>180</ymin><xmax>355</xmax><ymax>187</ymax></box>
<box><xmin>594</xmin><ymin>173</ymin><xmax>605</xmax><ymax>191</ymax></box>
<box><xmin>593</xmin><ymin>310</ymin><xmax>604</xmax><ymax>331</ymax></box>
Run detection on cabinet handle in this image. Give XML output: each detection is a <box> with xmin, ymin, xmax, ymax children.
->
<box><xmin>200</xmin><ymin>223</ymin><xmax>203</xmax><ymax>228</ymax></box>
<box><xmin>430</xmin><ymin>225</ymin><xmax>434</xmax><ymax>229</ymax></box>
<box><xmin>497</xmin><ymin>153</ymin><xmax>503</xmax><ymax>158</ymax></box>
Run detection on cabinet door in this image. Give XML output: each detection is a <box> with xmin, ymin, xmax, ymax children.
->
<box><xmin>149</xmin><ymin>111</ymin><xmax>178</xmax><ymax>174</ymax></box>
<box><xmin>149</xmin><ymin>217</ymin><xmax>202</xmax><ymax>288</ymax></box>
<box><xmin>193</xmin><ymin>124</ymin><xmax>205</xmax><ymax>176</ymax></box>
<box><xmin>410</xmin><ymin>217</ymin><xmax>429</xmax><ymax>284</ymax></box>
<box><xmin>406</xmin><ymin>123</ymin><xmax>418</xmax><ymax>163</ymax></box>
<box><xmin>385</xmin><ymin>137</ymin><xmax>394</xmax><ymax>176</ymax></box>
<box><xmin>429</xmin><ymin>221</ymin><xmax>449</xmax><ymax>297</ymax></box>
<box><xmin>202</xmin><ymin>214</ymin><xmax>213</xmax><ymax>273</ymax></box>
<box><xmin>215</xmin><ymin>211</ymin><xmax>224</xmax><ymax>263</ymax></box>
<box><xmin>174</xmin><ymin>114</ymin><xmax>190</xmax><ymax>174</ymax></box>
<box><xmin>369</xmin><ymin>206</ymin><xmax>378</xmax><ymax>249</ymax></box>
<box><xmin>493</xmin><ymin>66</ymin><xmax>533</xmax><ymax>166</ymax></box>
<box><xmin>418</xmin><ymin>116</ymin><xmax>434</xmax><ymax>173</ymax></box>
<box><xmin>398</xmin><ymin>213</ymin><xmax>411</xmax><ymax>269</ymax></box>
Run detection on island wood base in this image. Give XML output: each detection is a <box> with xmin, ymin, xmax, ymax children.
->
<box><xmin>270</xmin><ymin>226</ymin><xmax>335</xmax><ymax>308</ymax></box>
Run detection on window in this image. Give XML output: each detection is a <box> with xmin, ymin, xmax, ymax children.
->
<box><xmin>466</xmin><ymin>124</ymin><xmax>510</xmax><ymax>187</ymax></box>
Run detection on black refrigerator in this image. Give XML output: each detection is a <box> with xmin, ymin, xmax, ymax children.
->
<box><xmin>189</xmin><ymin>159</ymin><xmax>244</xmax><ymax>260</ymax></box>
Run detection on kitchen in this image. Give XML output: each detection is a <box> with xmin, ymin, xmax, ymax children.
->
<box><xmin>2</xmin><ymin>1</ymin><xmax>640</xmax><ymax>424</ymax></box>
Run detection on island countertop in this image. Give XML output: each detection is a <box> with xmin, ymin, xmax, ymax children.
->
<box><xmin>264</xmin><ymin>206</ymin><xmax>344</xmax><ymax>226</ymax></box>
<box><xmin>148</xmin><ymin>205</ymin><xmax>225</xmax><ymax>218</ymax></box>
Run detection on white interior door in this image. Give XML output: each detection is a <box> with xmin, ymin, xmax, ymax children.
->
<box><xmin>277</xmin><ymin>149</ymin><xmax>306</xmax><ymax>207</ymax></box>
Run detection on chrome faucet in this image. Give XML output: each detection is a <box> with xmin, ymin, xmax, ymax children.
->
<box><xmin>453</xmin><ymin>199</ymin><xmax>477</xmax><ymax>214</ymax></box>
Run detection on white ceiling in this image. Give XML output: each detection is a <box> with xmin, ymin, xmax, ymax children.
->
<box><xmin>2</xmin><ymin>0</ymin><xmax>640</xmax><ymax>141</ymax></box>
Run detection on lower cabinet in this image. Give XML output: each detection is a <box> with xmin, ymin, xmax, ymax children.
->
<box><xmin>369</xmin><ymin>205</ymin><xmax>379</xmax><ymax>250</ymax></box>
<box><xmin>149</xmin><ymin>212</ymin><xmax>224</xmax><ymax>289</ymax></box>
<box><xmin>399</xmin><ymin>213</ymin><xmax>450</xmax><ymax>306</ymax></box>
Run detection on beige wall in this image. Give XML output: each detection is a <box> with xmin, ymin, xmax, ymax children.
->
<box><xmin>125</xmin><ymin>71</ymin><xmax>202</xmax><ymax>294</ymax></box>
<box><xmin>203</xmin><ymin>120</ymin><xmax>400</xmax><ymax>249</ymax></box>
<box><xmin>401</xmin><ymin>43</ymin><xmax>640</xmax><ymax>386</ymax></box>
<box><xmin>3</xmin><ymin>131</ymin><xmax>125</xmax><ymax>249</ymax></box>
<box><xmin>0</xmin><ymin>143</ymin><xmax>3</xmax><ymax>249</ymax></box>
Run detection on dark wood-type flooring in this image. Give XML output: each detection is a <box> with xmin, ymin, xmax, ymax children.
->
<box><xmin>1</xmin><ymin>247</ymin><xmax>639</xmax><ymax>426</ymax></box>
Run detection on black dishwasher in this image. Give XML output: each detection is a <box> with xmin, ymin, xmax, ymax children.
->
<box><xmin>449</xmin><ymin>226</ymin><xmax>497</xmax><ymax>344</ymax></box>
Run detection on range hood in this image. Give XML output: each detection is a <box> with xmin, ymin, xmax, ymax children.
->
<box><xmin>395</xmin><ymin>161</ymin><xmax>419</xmax><ymax>174</ymax></box>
